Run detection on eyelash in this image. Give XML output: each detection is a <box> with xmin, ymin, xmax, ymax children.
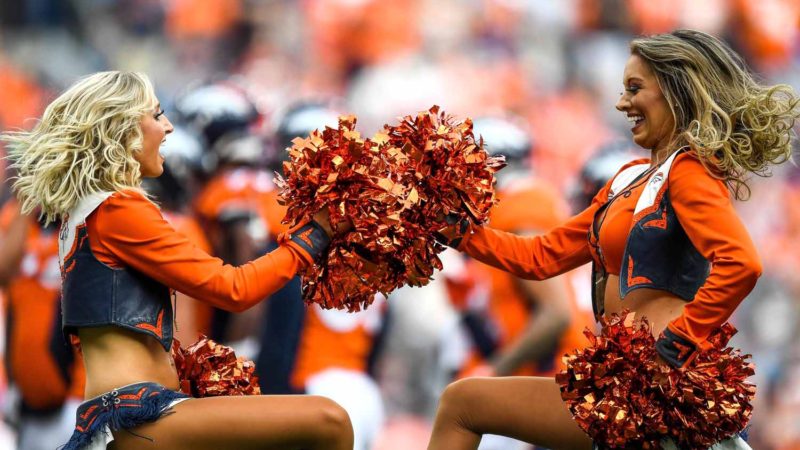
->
<box><xmin>625</xmin><ymin>86</ymin><xmax>640</xmax><ymax>94</ymax></box>
<box><xmin>154</xmin><ymin>109</ymin><xmax>165</xmax><ymax>120</ymax></box>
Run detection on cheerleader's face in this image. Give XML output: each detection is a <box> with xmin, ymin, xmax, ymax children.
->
<box><xmin>615</xmin><ymin>54</ymin><xmax>675</xmax><ymax>154</ymax></box>
<box><xmin>137</xmin><ymin>102</ymin><xmax>173</xmax><ymax>178</ymax></box>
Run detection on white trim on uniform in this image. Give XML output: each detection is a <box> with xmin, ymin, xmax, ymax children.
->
<box><xmin>58</xmin><ymin>191</ymin><xmax>115</xmax><ymax>268</ymax></box>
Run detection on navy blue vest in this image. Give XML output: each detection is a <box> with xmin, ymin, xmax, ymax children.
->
<box><xmin>591</xmin><ymin>151</ymin><xmax>710</xmax><ymax>316</ymax></box>
<box><xmin>59</xmin><ymin>192</ymin><xmax>173</xmax><ymax>350</ymax></box>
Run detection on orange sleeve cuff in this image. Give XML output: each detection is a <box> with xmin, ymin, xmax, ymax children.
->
<box><xmin>278</xmin><ymin>236</ymin><xmax>314</xmax><ymax>267</ymax></box>
<box><xmin>666</xmin><ymin>318</ymin><xmax>718</xmax><ymax>353</ymax></box>
<box><xmin>278</xmin><ymin>221</ymin><xmax>312</xmax><ymax>266</ymax></box>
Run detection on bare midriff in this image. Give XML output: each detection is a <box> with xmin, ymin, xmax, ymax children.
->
<box><xmin>79</xmin><ymin>327</ymin><xmax>178</xmax><ymax>399</ymax></box>
<box><xmin>603</xmin><ymin>274</ymin><xmax>686</xmax><ymax>336</ymax></box>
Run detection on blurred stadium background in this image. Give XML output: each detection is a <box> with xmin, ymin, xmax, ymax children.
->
<box><xmin>0</xmin><ymin>1</ymin><xmax>799</xmax><ymax>449</ymax></box>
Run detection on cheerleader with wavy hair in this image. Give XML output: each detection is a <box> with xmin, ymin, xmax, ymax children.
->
<box><xmin>2</xmin><ymin>71</ymin><xmax>353</xmax><ymax>450</ymax></box>
<box><xmin>427</xmin><ymin>29</ymin><xmax>799</xmax><ymax>450</ymax></box>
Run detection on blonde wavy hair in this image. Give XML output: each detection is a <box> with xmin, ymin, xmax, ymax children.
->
<box><xmin>2</xmin><ymin>71</ymin><xmax>157</xmax><ymax>223</ymax></box>
<box><xmin>631</xmin><ymin>29</ymin><xmax>800</xmax><ymax>200</ymax></box>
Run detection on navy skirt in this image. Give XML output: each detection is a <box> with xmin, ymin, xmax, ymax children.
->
<box><xmin>61</xmin><ymin>382</ymin><xmax>189</xmax><ymax>450</ymax></box>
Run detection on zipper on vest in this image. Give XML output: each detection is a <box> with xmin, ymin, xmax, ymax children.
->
<box><xmin>171</xmin><ymin>289</ymin><xmax>178</xmax><ymax>334</ymax></box>
<box><xmin>589</xmin><ymin>166</ymin><xmax>655</xmax><ymax>267</ymax></box>
<box><xmin>588</xmin><ymin>164</ymin><xmax>658</xmax><ymax>316</ymax></box>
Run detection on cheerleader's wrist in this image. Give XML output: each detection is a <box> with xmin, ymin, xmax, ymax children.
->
<box><xmin>279</xmin><ymin>220</ymin><xmax>331</xmax><ymax>265</ymax></box>
<box><xmin>655</xmin><ymin>326</ymin><xmax>698</xmax><ymax>368</ymax></box>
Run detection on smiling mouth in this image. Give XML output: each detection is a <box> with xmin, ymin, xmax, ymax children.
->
<box><xmin>627</xmin><ymin>115</ymin><xmax>643</xmax><ymax>124</ymax></box>
<box><xmin>627</xmin><ymin>115</ymin><xmax>644</xmax><ymax>131</ymax></box>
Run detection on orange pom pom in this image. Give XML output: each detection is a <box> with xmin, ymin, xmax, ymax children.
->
<box><xmin>557</xmin><ymin>311</ymin><xmax>755</xmax><ymax>449</ymax></box>
<box><xmin>276</xmin><ymin>106</ymin><xmax>504</xmax><ymax>312</ymax></box>
<box><xmin>172</xmin><ymin>336</ymin><xmax>261</xmax><ymax>397</ymax></box>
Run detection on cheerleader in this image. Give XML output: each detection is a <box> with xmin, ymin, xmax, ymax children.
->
<box><xmin>2</xmin><ymin>71</ymin><xmax>353</xmax><ymax>450</ymax></box>
<box><xmin>427</xmin><ymin>29</ymin><xmax>799</xmax><ymax>450</ymax></box>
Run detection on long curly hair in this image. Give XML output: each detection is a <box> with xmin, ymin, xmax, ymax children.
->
<box><xmin>2</xmin><ymin>71</ymin><xmax>156</xmax><ymax>223</ymax></box>
<box><xmin>631</xmin><ymin>29</ymin><xmax>800</xmax><ymax>200</ymax></box>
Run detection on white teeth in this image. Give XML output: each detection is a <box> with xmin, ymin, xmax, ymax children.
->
<box><xmin>627</xmin><ymin>115</ymin><xmax>644</xmax><ymax>123</ymax></box>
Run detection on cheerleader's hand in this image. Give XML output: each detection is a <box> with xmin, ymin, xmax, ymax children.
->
<box><xmin>312</xmin><ymin>207</ymin><xmax>354</xmax><ymax>237</ymax></box>
<box><xmin>312</xmin><ymin>209</ymin><xmax>335</xmax><ymax>238</ymax></box>
<box><xmin>433</xmin><ymin>213</ymin><xmax>471</xmax><ymax>249</ymax></box>
<box><xmin>281</xmin><ymin>209</ymin><xmax>341</xmax><ymax>265</ymax></box>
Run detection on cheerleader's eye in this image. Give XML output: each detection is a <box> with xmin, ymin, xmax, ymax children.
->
<box><xmin>154</xmin><ymin>109</ymin><xmax>165</xmax><ymax>120</ymax></box>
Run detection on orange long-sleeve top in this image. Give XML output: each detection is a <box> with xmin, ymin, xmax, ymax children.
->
<box><xmin>161</xmin><ymin>210</ymin><xmax>215</xmax><ymax>336</ymax></box>
<box><xmin>459</xmin><ymin>152</ymin><xmax>762</xmax><ymax>351</ymax></box>
<box><xmin>85</xmin><ymin>190</ymin><xmax>307</xmax><ymax>313</ymax></box>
